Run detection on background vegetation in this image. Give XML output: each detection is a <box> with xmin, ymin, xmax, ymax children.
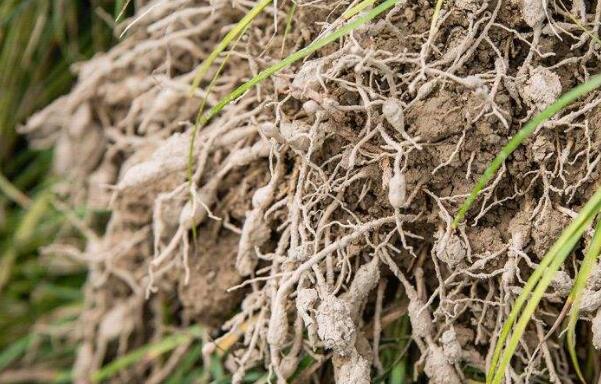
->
<box><xmin>0</xmin><ymin>0</ymin><xmax>124</xmax><ymax>380</ymax></box>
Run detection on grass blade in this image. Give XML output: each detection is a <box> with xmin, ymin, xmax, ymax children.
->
<box><xmin>280</xmin><ymin>1</ymin><xmax>297</xmax><ymax>54</ymax></box>
<box><xmin>164</xmin><ymin>344</ymin><xmax>202</xmax><ymax>384</ymax></box>
<box><xmin>0</xmin><ymin>172</ymin><xmax>31</xmax><ymax>208</ymax></box>
<box><xmin>342</xmin><ymin>0</ymin><xmax>378</xmax><ymax>19</ymax></box>
<box><xmin>488</xmin><ymin>188</ymin><xmax>601</xmax><ymax>383</ymax></box>
<box><xmin>452</xmin><ymin>73</ymin><xmax>601</xmax><ymax>228</ymax></box>
<box><xmin>115</xmin><ymin>0</ymin><xmax>132</xmax><ymax>21</ymax></box>
<box><xmin>91</xmin><ymin>326</ymin><xmax>202</xmax><ymax>383</ymax></box>
<box><xmin>187</xmin><ymin>24</ymin><xmax>249</xmax><ymax>186</ymax></box>
<box><xmin>0</xmin><ymin>334</ymin><xmax>33</xmax><ymax>371</ymax></box>
<box><xmin>566</xmin><ymin>217</ymin><xmax>601</xmax><ymax>382</ymax></box>
<box><xmin>429</xmin><ymin>0</ymin><xmax>444</xmax><ymax>37</ymax></box>
<box><xmin>561</xmin><ymin>6</ymin><xmax>601</xmax><ymax>47</ymax></box>
<box><xmin>189</xmin><ymin>0</ymin><xmax>272</xmax><ymax>93</ymax></box>
<box><xmin>491</xmin><ymin>217</ymin><xmax>593</xmax><ymax>384</ymax></box>
<box><xmin>193</xmin><ymin>0</ymin><xmax>399</xmax><ymax>131</ymax></box>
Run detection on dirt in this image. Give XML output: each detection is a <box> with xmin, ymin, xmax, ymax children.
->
<box><xmin>19</xmin><ymin>0</ymin><xmax>601</xmax><ymax>383</ymax></box>
<box><xmin>178</xmin><ymin>228</ymin><xmax>245</xmax><ymax>328</ymax></box>
<box><xmin>407</xmin><ymin>91</ymin><xmax>467</xmax><ymax>142</ymax></box>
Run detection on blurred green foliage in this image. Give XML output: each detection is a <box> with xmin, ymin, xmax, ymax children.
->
<box><xmin>0</xmin><ymin>0</ymin><xmax>125</xmax><ymax>378</ymax></box>
<box><xmin>0</xmin><ymin>0</ymin><xmax>123</xmax><ymax>162</ymax></box>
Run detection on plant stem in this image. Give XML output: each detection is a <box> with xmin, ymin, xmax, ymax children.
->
<box><xmin>453</xmin><ymin>73</ymin><xmax>601</xmax><ymax>228</ymax></box>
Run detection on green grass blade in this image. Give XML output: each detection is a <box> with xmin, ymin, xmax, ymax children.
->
<box><xmin>488</xmin><ymin>188</ymin><xmax>601</xmax><ymax>383</ymax></box>
<box><xmin>0</xmin><ymin>0</ymin><xmax>115</xmax><ymax>373</ymax></box>
<box><xmin>193</xmin><ymin>0</ymin><xmax>399</xmax><ymax>131</ymax></box>
<box><xmin>91</xmin><ymin>326</ymin><xmax>202</xmax><ymax>383</ymax></box>
<box><xmin>1</xmin><ymin>192</ymin><xmax>52</xmax><ymax>293</ymax></box>
<box><xmin>115</xmin><ymin>0</ymin><xmax>132</xmax><ymax>21</ymax></box>
<box><xmin>189</xmin><ymin>0</ymin><xmax>272</xmax><ymax>92</ymax></box>
<box><xmin>14</xmin><ymin>192</ymin><xmax>51</xmax><ymax>245</ymax></box>
<box><xmin>561</xmin><ymin>7</ymin><xmax>601</xmax><ymax>47</ymax></box>
<box><xmin>188</xmin><ymin>25</ymin><xmax>248</xmax><ymax>183</ymax></box>
<box><xmin>209</xmin><ymin>354</ymin><xmax>226</xmax><ymax>380</ymax></box>
<box><xmin>0</xmin><ymin>334</ymin><xmax>33</xmax><ymax>371</ymax></box>
<box><xmin>52</xmin><ymin>370</ymin><xmax>73</xmax><ymax>383</ymax></box>
<box><xmin>0</xmin><ymin>172</ymin><xmax>31</xmax><ymax>208</ymax></box>
<box><xmin>280</xmin><ymin>1</ymin><xmax>297</xmax><ymax>54</ymax></box>
<box><xmin>453</xmin><ymin>73</ymin><xmax>601</xmax><ymax>228</ymax></box>
<box><xmin>428</xmin><ymin>0</ymin><xmax>444</xmax><ymax>37</ymax></box>
<box><xmin>566</xmin><ymin>217</ymin><xmax>601</xmax><ymax>382</ymax></box>
<box><xmin>0</xmin><ymin>248</ymin><xmax>17</xmax><ymax>294</ymax></box>
<box><xmin>164</xmin><ymin>344</ymin><xmax>202</xmax><ymax>384</ymax></box>
<box><xmin>491</xmin><ymin>220</ymin><xmax>593</xmax><ymax>384</ymax></box>
<box><xmin>342</xmin><ymin>0</ymin><xmax>378</xmax><ymax>19</ymax></box>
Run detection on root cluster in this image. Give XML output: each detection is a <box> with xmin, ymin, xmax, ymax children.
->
<box><xmin>21</xmin><ymin>0</ymin><xmax>601</xmax><ymax>382</ymax></box>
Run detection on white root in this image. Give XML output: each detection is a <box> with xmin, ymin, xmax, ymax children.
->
<box><xmin>521</xmin><ymin>0</ymin><xmax>545</xmax><ymax>28</ymax></box>
<box><xmin>424</xmin><ymin>345</ymin><xmax>461</xmax><ymax>384</ymax></box>
<box><xmin>407</xmin><ymin>298</ymin><xmax>434</xmax><ymax>340</ymax></box>
<box><xmin>279</xmin><ymin>119</ymin><xmax>312</xmax><ymax>151</ymax></box>
<box><xmin>521</xmin><ymin>67</ymin><xmax>562</xmax><ymax>111</ymax></box>
<box><xmin>291</xmin><ymin>59</ymin><xmax>326</xmax><ymax>97</ymax></box>
<box><xmin>332</xmin><ymin>350</ymin><xmax>371</xmax><ymax>384</ymax></box>
<box><xmin>441</xmin><ymin>328</ymin><xmax>462</xmax><ymax>364</ymax></box>
<box><xmin>236</xmin><ymin>209</ymin><xmax>271</xmax><ymax>276</ymax></box>
<box><xmin>267</xmin><ymin>299</ymin><xmax>289</xmax><ymax>349</ymax></box>
<box><xmin>237</xmin><ymin>150</ymin><xmax>284</xmax><ymax>276</ymax></box>
<box><xmin>342</xmin><ymin>257</ymin><xmax>380</xmax><ymax>320</ymax></box>
<box><xmin>296</xmin><ymin>288</ymin><xmax>319</xmax><ymax>347</ymax></box>
<box><xmin>382</xmin><ymin>98</ymin><xmax>422</xmax><ymax>150</ymax></box>
<box><xmin>316</xmin><ymin>259</ymin><xmax>380</xmax><ymax>384</ymax></box>
<box><xmin>578</xmin><ymin>288</ymin><xmax>601</xmax><ymax>312</ymax></box>
<box><xmin>433</xmin><ymin>227</ymin><xmax>467</xmax><ymax>268</ymax></box>
<box><xmin>316</xmin><ymin>294</ymin><xmax>356</xmax><ymax>356</ymax></box>
<box><xmin>592</xmin><ymin>309</ymin><xmax>601</xmax><ymax>349</ymax></box>
<box><xmin>388</xmin><ymin>172</ymin><xmax>407</xmax><ymax>210</ymax></box>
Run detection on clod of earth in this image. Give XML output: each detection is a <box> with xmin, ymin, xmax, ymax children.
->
<box><xmin>19</xmin><ymin>0</ymin><xmax>601</xmax><ymax>383</ymax></box>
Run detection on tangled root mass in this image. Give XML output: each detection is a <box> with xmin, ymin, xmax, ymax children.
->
<box><xmin>21</xmin><ymin>0</ymin><xmax>601</xmax><ymax>382</ymax></box>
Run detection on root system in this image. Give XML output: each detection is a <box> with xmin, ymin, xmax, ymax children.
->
<box><xmin>19</xmin><ymin>0</ymin><xmax>601</xmax><ymax>382</ymax></box>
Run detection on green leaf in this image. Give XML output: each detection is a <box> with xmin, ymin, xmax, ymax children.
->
<box><xmin>192</xmin><ymin>0</ymin><xmax>399</xmax><ymax>132</ymax></box>
<box><xmin>429</xmin><ymin>0</ymin><xmax>445</xmax><ymax>37</ymax></box>
<box><xmin>0</xmin><ymin>334</ymin><xmax>33</xmax><ymax>371</ymax></box>
<box><xmin>566</xmin><ymin>217</ymin><xmax>601</xmax><ymax>382</ymax></box>
<box><xmin>453</xmin><ymin>73</ymin><xmax>601</xmax><ymax>228</ymax></box>
<box><xmin>488</xmin><ymin>188</ymin><xmax>601</xmax><ymax>383</ymax></box>
<box><xmin>91</xmin><ymin>326</ymin><xmax>202</xmax><ymax>383</ymax></box>
<box><xmin>189</xmin><ymin>0</ymin><xmax>272</xmax><ymax>92</ymax></box>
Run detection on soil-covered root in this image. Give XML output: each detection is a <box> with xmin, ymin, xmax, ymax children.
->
<box><xmin>20</xmin><ymin>0</ymin><xmax>601</xmax><ymax>382</ymax></box>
